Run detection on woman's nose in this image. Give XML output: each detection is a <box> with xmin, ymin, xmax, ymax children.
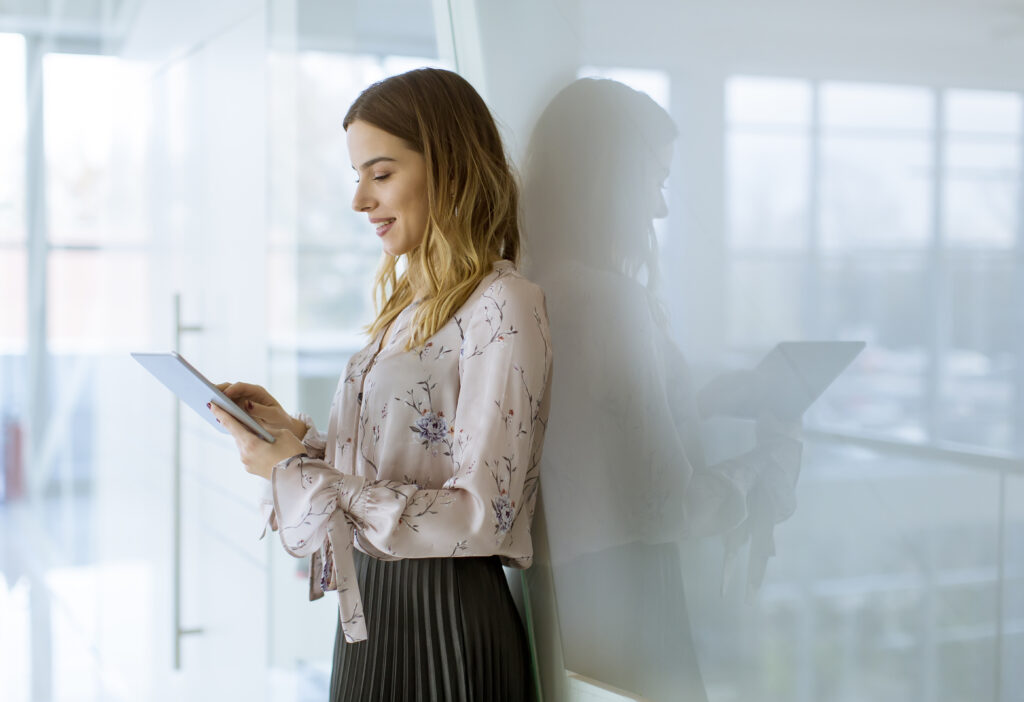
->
<box><xmin>352</xmin><ymin>182</ymin><xmax>374</xmax><ymax>212</ymax></box>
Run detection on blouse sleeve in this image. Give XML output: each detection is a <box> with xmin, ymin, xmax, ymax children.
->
<box><xmin>296</xmin><ymin>411</ymin><xmax>328</xmax><ymax>460</ymax></box>
<box><xmin>268</xmin><ymin>276</ymin><xmax>553</xmax><ymax>643</ymax></box>
<box><xmin>257</xmin><ymin>412</ymin><xmax>326</xmax><ymax>540</ymax></box>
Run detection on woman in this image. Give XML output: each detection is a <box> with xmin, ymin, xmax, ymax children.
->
<box><xmin>209</xmin><ymin>68</ymin><xmax>552</xmax><ymax>701</ymax></box>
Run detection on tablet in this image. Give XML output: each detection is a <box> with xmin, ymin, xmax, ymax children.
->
<box><xmin>699</xmin><ymin>340</ymin><xmax>866</xmax><ymax>421</ymax></box>
<box><xmin>755</xmin><ymin>341</ymin><xmax>866</xmax><ymax>420</ymax></box>
<box><xmin>131</xmin><ymin>351</ymin><xmax>276</xmax><ymax>443</ymax></box>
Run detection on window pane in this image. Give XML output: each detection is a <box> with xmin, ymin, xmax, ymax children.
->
<box><xmin>267</xmin><ymin>247</ymin><xmax>377</xmax><ymax>347</ymax></box>
<box><xmin>947</xmin><ymin>90</ymin><xmax>1022</xmax><ymax>135</ymax></box>
<box><xmin>727</xmin><ymin>76</ymin><xmax>811</xmax><ymax>127</ymax></box>
<box><xmin>727</xmin><ymin>257</ymin><xmax>805</xmax><ymax>348</ymax></box>
<box><xmin>728</xmin><ymin>132</ymin><xmax>809</xmax><ymax>250</ymax></box>
<box><xmin>270</xmin><ymin>51</ymin><xmax>446</xmax><ymax>250</ymax></box>
<box><xmin>47</xmin><ymin>251</ymin><xmax>150</xmax><ymax>349</ymax></box>
<box><xmin>945</xmin><ymin>140</ymin><xmax>1019</xmax><ymax>248</ymax></box>
<box><xmin>0</xmin><ymin>250</ymin><xmax>26</xmax><ymax>350</ymax></box>
<box><xmin>821</xmin><ymin>82</ymin><xmax>933</xmax><ymax>131</ymax></box>
<box><xmin>937</xmin><ymin>252</ymin><xmax>1017</xmax><ymax>450</ymax></box>
<box><xmin>0</xmin><ymin>33</ymin><xmax>25</xmax><ymax>244</ymax></box>
<box><xmin>744</xmin><ymin>447</ymin><xmax>999</xmax><ymax>698</ymax></box>
<box><xmin>268</xmin><ymin>51</ymin><xmax>446</xmax><ymax>345</ymax></box>
<box><xmin>814</xmin><ymin>253</ymin><xmax>929</xmax><ymax>441</ymax></box>
<box><xmin>820</xmin><ymin>136</ymin><xmax>932</xmax><ymax>250</ymax></box>
<box><xmin>944</xmin><ymin>90</ymin><xmax>1021</xmax><ymax>250</ymax></box>
<box><xmin>0</xmin><ymin>249</ymin><xmax>26</xmax><ymax>502</ymax></box>
<box><xmin>44</xmin><ymin>53</ymin><xmax>148</xmax><ymax>247</ymax></box>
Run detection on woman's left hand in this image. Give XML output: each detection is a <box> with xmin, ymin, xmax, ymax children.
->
<box><xmin>208</xmin><ymin>403</ymin><xmax>307</xmax><ymax>480</ymax></box>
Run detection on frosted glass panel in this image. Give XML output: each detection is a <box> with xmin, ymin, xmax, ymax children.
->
<box><xmin>456</xmin><ymin>2</ymin><xmax>1024</xmax><ymax>701</ymax></box>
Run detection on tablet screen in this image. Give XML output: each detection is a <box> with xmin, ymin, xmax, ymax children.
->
<box><xmin>132</xmin><ymin>352</ymin><xmax>276</xmax><ymax>443</ymax></box>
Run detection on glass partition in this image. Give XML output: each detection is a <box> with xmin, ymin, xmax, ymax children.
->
<box><xmin>264</xmin><ymin>0</ymin><xmax>450</xmax><ymax>692</ymax></box>
<box><xmin>444</xmin><ymin>2</ymin><xmax>1024</xmax><ymax>701</ymax></box>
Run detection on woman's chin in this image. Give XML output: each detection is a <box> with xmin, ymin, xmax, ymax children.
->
<box><xmin>381</xmin><ymin>238</ymin><xmax>417</xmax><ymax>258</ymax></box>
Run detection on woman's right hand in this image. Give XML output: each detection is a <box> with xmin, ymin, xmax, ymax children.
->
<box><xmin>215</xmin><ymin>382</ymin><xmax>308</xmax><ymax>439</ymax></box>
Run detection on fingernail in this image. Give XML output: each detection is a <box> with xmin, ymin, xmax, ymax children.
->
<box><xmin>247</xmin><ymin>401</ymin><xmax>253</xmax><ymax>410</ymax></box>
<box><xmin>207</xmin><ymin>402</ymin><xmax>212</xmax><ymax>409</ymax></box>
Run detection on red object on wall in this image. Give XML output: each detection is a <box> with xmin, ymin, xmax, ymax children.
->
<box><xmin>4</xmin><ymin>419</ymin><xmax>24</xmax><ymax>501</ymax></box>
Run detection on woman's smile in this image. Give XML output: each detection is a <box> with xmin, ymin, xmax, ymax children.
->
<box><xmin>372</xmin><ymin>217</ymin><xmax>396</xmax><ymax>237</ymax></box>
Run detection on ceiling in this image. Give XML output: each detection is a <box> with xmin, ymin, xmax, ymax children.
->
<box><xmin>0</xmin><ymin>0</ymin><xmax>438</xmax><ymax>58</ymax></box>
<box><xmin>0</xmin><ymin>0</ymin><xmax>1022</xmax><ymax>68</ymax></box>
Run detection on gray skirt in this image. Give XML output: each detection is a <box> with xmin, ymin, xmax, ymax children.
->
<box><xmin>329</xmin><ymin>550</ymin><xmax>535</xmax><ymax>702</ymax></box>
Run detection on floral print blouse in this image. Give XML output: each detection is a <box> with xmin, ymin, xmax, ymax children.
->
<box><xmin>261</xmin><ymin>260</ymin><xmax>553</xmax><ymax>643</ymax></box>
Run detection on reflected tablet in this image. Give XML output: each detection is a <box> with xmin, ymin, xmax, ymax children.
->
<box><xmin>753</xmin><ymin>341</ymin><xmax>866</xmax><ymax>421</ymax></box>
<box><xmin>131</xmin><ymin>351</ymin><xmax>276</xmax><ymax>443</ymax></box>
<box><xmin>698</xmin><ymin>340</ymin><xmax>866</xmax><ymax>422</ymax></box>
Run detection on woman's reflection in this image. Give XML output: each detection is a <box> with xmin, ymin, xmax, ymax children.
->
<box><xmin>523</xmin><ymin>78</ymin><xmax>802</xmax><ymax>701</ymax></box>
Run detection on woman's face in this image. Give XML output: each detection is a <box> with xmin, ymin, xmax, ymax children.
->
<box><xmin>347</xmin><ymin>120</ymin><xmax>430</xmax><ymax>257</ymax></box>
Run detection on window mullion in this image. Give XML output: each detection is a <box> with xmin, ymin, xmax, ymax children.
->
<box><xmin>24</xmin><ymin>35</ymin><xmax>49</xmax><ymax>501</ymax></box>
<box><xmin>1014</xmin><ymin>94</ymin><xmax>1024</xmax><ymax>457</ymax></box>
<box><xmin>803</xmin><ymin>79</ymin><xmax>821</xmax><ymax>338</ymax></box>
<box><xmin>924</xmin><ymin>90</ymin><xmax>947</xmax><ymax>445</ymax></box>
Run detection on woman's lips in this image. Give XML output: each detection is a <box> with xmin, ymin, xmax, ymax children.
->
<box><xmin>375</xmin><ymin>219</ymin><xmax>395</xmax><ymax>237</ymax></box>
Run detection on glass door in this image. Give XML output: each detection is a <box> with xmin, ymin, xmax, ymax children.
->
<box><xmin>263</xmin><ymin>0</ymin><xmax>450</xmax><ymax>697</ymax></box>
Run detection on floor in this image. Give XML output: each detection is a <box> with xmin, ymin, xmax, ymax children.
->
<box><xmin>0</xmin><ymin>490</ymin><xmax>330</xmax><ymax>702</ymax></box>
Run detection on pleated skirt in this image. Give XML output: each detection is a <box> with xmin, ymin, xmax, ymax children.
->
<box><xmin>329</xmin><ymin>550</ymin><xmax>535</xmax><ymax>702</ymax></box>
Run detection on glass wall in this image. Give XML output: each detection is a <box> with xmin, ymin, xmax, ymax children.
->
<box><xmin>0</xmin><ymin>16</ymin><xmax>167</xmax><ymax>701</ymax></box>
<box><xmin>263</xmin><ymin>0</ymin><xmax>449</xmax><ymax>682</ymax></box>
<box><xmin>0</xmin><ymin>32</ymin><xmax>27</xmax><ymax>505</ymax></box>
<box><xmin>443</xmin><ymin>2</ymin><xmax>1024</xmax><ymax>701</ymax></box>
<box><xmin>2</xmin><ymin>1</ymin><xmax>450</xmax><ymax>701</ymax></box>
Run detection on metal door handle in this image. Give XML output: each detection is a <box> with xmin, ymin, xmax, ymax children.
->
<box><xmin>174</xmin><ymin>293</ymin><xmax>204</xmax><ymax>669</ymax></box>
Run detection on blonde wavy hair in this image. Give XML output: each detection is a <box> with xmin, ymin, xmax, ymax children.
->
<box><xmin>343</xmin><ymin>68</ymin><xmax>521</xmax><ymax>350</ymax></box>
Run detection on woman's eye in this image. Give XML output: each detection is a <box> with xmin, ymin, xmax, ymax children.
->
<box><xmin>373</xmin><ymin>173</ymin><xmax>391</xmax><ymax>182</ymax></box>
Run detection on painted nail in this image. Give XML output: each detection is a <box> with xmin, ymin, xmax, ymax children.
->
<box><xmin>247</xmin><ymin>401</ymin><xmax>254</xmax><ymax>410</ymax></box>
<box><xmin>207</xmin><ymin>402</ymin><xmax>212</xmax><ymax>409</ymax></box>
